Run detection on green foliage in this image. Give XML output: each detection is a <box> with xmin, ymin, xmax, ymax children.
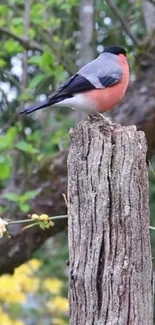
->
<box><xmin>0</xmin><ymin>0</ymin><xmax>76</xmax><ymax>215</ymax></box>
<box><xmin>0</xmin><ymin>127</ymin><xmax>17</xmax><ymax>150</ymax></box>
<box><xmin>3</xmin><ymin>190</ymin><xmax>40</xmax><ymax>212</ymax></box>
<box><xmin>0</xmin><ymin>156</ymin><xmax>11</xmax><ymax>180</ymax></box>
<box><xmin>15</xmin><ymin>140</ymin><xmax>39</xmax><ymax>154</ymax></box>
<box><xmin>28</xmin><ymin>73</ymin><xmax>46</xmax><ymax>89</ymax></box>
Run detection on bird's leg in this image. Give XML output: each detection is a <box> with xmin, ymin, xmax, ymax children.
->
<box><xmin>87</xmin><ymin>110</ymin><xmax>104</xmax><ymax>120</ymax></box>
<box><xmin>87</xmin><ymin>112</ymin><xmax>112</xmax><ymax>125</ymax></box>
<box><xmin>97</xmin><ymin>113</ymin><xmax>105</xmax><ymax>119</ymax></box>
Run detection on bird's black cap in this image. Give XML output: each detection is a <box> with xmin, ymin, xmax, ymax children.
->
<box><xmin>103</xmin><ymin>46</ymin><xmax>127</xmax><ymax>56</ymax></box>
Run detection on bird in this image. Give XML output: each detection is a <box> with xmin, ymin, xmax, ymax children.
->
<box><xmin>20</xmin><ymin>46</ymin><xmax>129</xmax><ymax>116</ymax></box>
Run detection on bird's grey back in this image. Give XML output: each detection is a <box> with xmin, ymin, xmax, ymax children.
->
<box><xmin>78</xmin><ymin>52</ymin><xmax>123</xmax><ymax>88</ymax></box>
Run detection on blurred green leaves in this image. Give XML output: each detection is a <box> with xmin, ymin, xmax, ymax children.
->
<box><xmin>28</xmin><ymin>73</ymin><xmax>46</xmax><ymax>89</ymax></box>
<box><xmin>3</xmin><ymin>190</ymin><xmax>40</xmax><ymax>212</ymax></box>
<box><xmin>0</xmin><ymin>127</ymin><xmax>17</xmax><ymax>180</ymax></box>
<box><xmin>0</xmin><ymin>127</ymin><xmax>17</xmax><ymax>151</ymax></box>
<box><xmin>15</xmin><ymin>140</ymin><xmax>40</xmax><ymax>154</ymax></box>
<box><xmin>0</xmin><ymin>156</ymin><xmax>11</xmax><ymax>180</ymax></box>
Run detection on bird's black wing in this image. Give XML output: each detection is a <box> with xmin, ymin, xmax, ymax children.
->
<box><xmin>50</xmin><ymin>74</ymin><xmax>95</xmax><ymax>99</ymax></box>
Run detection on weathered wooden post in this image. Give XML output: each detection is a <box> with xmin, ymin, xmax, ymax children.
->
<box><xmin>67</xmin><ymin>118</ymin><xmax>153</xmax><ymax>325</ymax></box>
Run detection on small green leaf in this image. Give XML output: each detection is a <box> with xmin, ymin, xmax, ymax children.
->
<box><xmin>3</xmin><ymin>192</ymin><xmax>19</xmax><ymax>202</ymax></box>
<box><xmin>7</xmin><ymin>126</ymin><xmax>17</xmax><ymax>143</ymax></box>
<box><xmin>29</xmin><ymin>74</ymin><xmax>46</xmax><ymax>89</ymax></box>
<box><xmin>29</xmin><ymin>28</ymin><xmax>36</xmax><ymax>39</ymax></box>
<box><xmin>0</xmin><ymin>206</ymin><xmax>7</xmax><ymax>214</ymax></box>
<box><xmin>28</xmin><ymin>52</ymin><xmax>54</xmax><ymax>72</ymax></box>
<box><xmin>0</xmin><ymin>5</ymin><xmax>9</xmax><ymax>14</ymax></box>
<box><xmin>0</xmin><ymin>59</ymin><xmax>6</xmax><ymax>67</ymax></box>
<box><xmin>38</xmin><ymin>219</ymin><xmax>54</xmax><ymax>230</ymax></box>
<box><xmin>12</xmin><ymin>17</ymin><xmax>23</xmax><ymax>25</ymax></box>
<box><xmin>19</xmin><ymin>202</ymin><xmax>30</xmax><ymax>213</ymax></box>
<box><xmin>15</xmin><ymin>140</ymin><xmax>39</xmax><ymax>154</ymax></box>
<box><xmin>0</xmin><ymin>135</ymin><xmax>11</xmax><ymax>150</ymax></box>
<box><xmin>28</xmin><ymin>55</ymin><xmax>42</xmax><ymax>65</ymax></box>
<box><xmin>0</xmin><ymin>127</ymin><xmax>17</xmax><ymax>151</ymax></box>
<box><xmin>37</xmin><ymin>153</ymin><xmax>45</xmax><ymax>161</ymax></box>
<box><xmin>19</xmin><ymin>190</ymin><xmax>40</xmax><ymax>203</ymax></box>
<box><xmin>4</xmin><ymin>39</ymin><xmax>19</xmax><ymax>53</ymax></box>
<box><xmin>0</xmin><ymin>163</ymin><xmax>11</xmax><ymax>180</ymax></box>
<box><xmin>41</xmin><ymin>51</ymin><xmax>54</xmax><ymax>71</ymax></box>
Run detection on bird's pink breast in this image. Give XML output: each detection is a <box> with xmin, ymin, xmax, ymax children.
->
<box><xmin>83</xmin><ymin>55</ymin><xmax>129</xmax><ymax>113</ymax></box>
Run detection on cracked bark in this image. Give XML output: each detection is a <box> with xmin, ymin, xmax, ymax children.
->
<box><xmin>68</xmin><ymin>118</ymin><xmax>153</xmax><ymax>325</ymax></box>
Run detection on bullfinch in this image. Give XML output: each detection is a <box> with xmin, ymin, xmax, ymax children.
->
<box><xmin>20</xmin><ymin>46</ymin><xmax>129</xmax><ymax>115</ymax></box>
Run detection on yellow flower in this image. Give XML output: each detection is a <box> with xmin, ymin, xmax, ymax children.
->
<box><xmin>4</xmin><ymin>292</ymin><xmax>26</xmax><ymax>304</ymax></box>
<box><xmin>39</xmin><ymin>214</ymin><xmax>49</xmax><ymax>221</ymax></box>
<box><xmin>14</xmin><ymin>320</ymin><xmax>25</xmax><ymax>325</ymax></box>
<box><xmin>31</xmin><ymin>214</ymin><xmax>39</xmax><ymax>220</ymax></box>
<box><xmin>0</xmin><ymin>258</ymin><xmax>41</xmax><ymax>304</ymax></box>
<box><xmin>0</xmin><ymin>275</ymin><xmax>26</xmax><ymax>303</ymax></box>
<box><xmin>47</xmin><ymin>297</ymin><xmax>68</xmax><ymax>313</ymax></box>
<box><xmin>19</xmin><ymin>277</ymin><xmax>39</xmax><ymax>293</ymax></box>
<box><xmin>0</xmin><ymin>308</ymin><xmax>25</xmax><ymax>325</ymax></box>
<box><xmin>0</xmin><ymin>311</ymin><xmax>13</xmax><ymax>325</ymax></box>
<box><xmin>44</xmin><ymin>278</ymin><xmax>62</xmax><ymax>294</ymax></box>
<box><xmin>15</xmin><ymin>259</ymin><xmax>42</xmax><ymax>275</ymax></box>
<box><xmin>0</xmin><ymin>217</ymin><xmax>8</xmax><ymax>238</ymax></box>
<box><xmin>27</xmin><ymin>258</ymin><xmax>42</xmax><ymax>271</ymax></box>
<box><xmin>31</xmin><ymin>213</ymin><xmax>50</xmax><ymax>221</ymax></box>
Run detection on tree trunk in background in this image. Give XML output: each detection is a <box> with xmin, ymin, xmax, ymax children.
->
<box><xmin>76</xmin><ymin>0</ymin><xmax>95</xmax><ymax>121</ymax></box>
<box><xmin>142</xmin><ymin>0</ymin><xmax>155</xmax><ymax>34</ymax></box>
<box><xmin>79</xmin><ymin>0</ymin><xmax>95</xmax><ymax>67</ymax></box>
<box><xmin>68</xmin><ymin>118</ymin><xmax>153</xmax><ymax>324</ymax></box>
<box><xmin>20</xmin><ymin>0</ymin><xmax>31</xmax><ymax>111</ymax></box>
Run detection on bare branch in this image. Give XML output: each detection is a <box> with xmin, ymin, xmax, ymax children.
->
<box><xmin>106</xmin><ymin>0</ymin><xmax>140</xmax><ymax>47</ymax></box>
<box><xmin>142</xmin><ymin>0</ymin><xmax>155</xmax><ymax>35</ymax></box>
<box><xmin>147</xmin><ymin>0</ymin><xmax>155</xmax><ymax>6</ymax></box>
<box><xmin>0</xmin><ymin>27</ymin><xmax>43</xmax><ymax>51</ymax></box>
<box><xmin>0</xmin><ymin>27</ymin><xmax>76</xmax><ymax>74</ymax></box>
<box><xmin>7</xmin><ymin>4</ymin><xmax>22</xmax><ymax>16</ymax></box>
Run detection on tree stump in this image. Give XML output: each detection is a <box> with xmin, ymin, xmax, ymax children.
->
<box><xmin>67</xmin><ymin>117</ymin><xmax>153</xmax><ymax>325</ymax></box>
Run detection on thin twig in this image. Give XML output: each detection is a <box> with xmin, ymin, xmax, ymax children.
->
<box><xmin>7</xmin><ymin>215</ymin><xmax>68</xmax><ymax>225</ymax></box>
<box><xmin>149</xmin><ymin>226</ymin><xmax>155</xmax><ymax>230</ymax></box>
<box><xmin>106</xmin><ymin>0</ymin><xmax>140</xmax><ymax>47</ymax></box>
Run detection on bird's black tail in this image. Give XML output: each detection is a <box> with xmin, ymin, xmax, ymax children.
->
<box><xmin>20</xmin><ymin>95</ymin><xmax>66</xmax><ymax>115</ymax></box>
